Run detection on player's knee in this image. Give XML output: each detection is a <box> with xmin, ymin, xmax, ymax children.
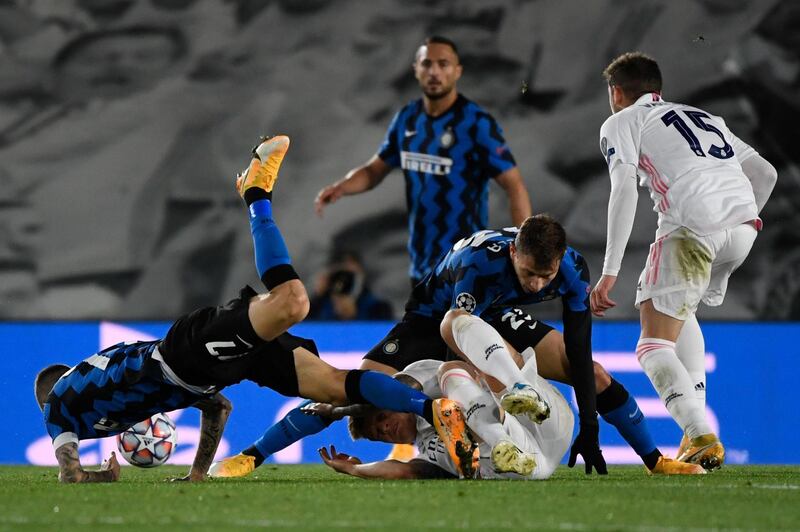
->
<box><xmin>593</xmin><ymin>361</ymin><xmax>612</xmax><ymax>391</ymax></box>
<box><xmin>436</xmin><ymin>360</ymin><xmax>474</xmax><ymax>382</ymax></box>
<box><xmin>318</xmin><ymin>368</ymin><xmax>350</xmax><ymax>405</ymax></box>
<box><xmin>440</xmin><ymin>309</ymin><xmax>471</xmax><ymax>340</ymax></box>
<box><xmin>281</xmin><ymin>281</ymin><xmax>310</xmax><ymax>325</ymax></box>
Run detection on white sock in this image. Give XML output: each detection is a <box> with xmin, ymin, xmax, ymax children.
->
<box><xmin>675</xmin><ymin>314</ymin><xmax>706</xmax><ymax>410</ymax></box>
<box><xmin>637</xmin><ymin>337</ymin><xmax>712</xmax><ymax>439</ymax></box>
<box><xmin>451</xmin><ymin>314</ymin><xmax>531</xmax><ymax>390</ymax></box>
<box><xmin>440</xmin><ymin>367</ymin><xmax>508</xmax><ymax>448</ymax></box>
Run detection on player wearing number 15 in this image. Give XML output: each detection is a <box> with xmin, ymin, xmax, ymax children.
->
<box><xmin>591</xmin><ymin>52</ymin><xmax>778</xmax><ymax>470</ymax></box>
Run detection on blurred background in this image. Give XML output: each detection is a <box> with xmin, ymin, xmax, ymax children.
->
<box><xmin>2</xmin><ymin>0</ymin><xmax>800</xmax><ymax>465</ymax></box>
<box><xmin>1</xmin><ymin>0</ymin><xmax>798</xmax><ymax>321</ymax></box>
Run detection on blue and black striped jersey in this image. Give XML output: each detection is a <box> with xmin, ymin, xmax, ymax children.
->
<box><xmin>378</xmin><ymin>94</ymin><xmax>516</xmax><ymax>280</ymax></box>
<box><xmin>406</xmin><ymin>228</ymin><xmax>591</xmax><ymax>320</ymax></box>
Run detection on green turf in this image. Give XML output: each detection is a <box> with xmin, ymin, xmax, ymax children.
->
<box><xmin>1</xmin><ymin>465</ymin><xmax>798</xmax><ymax>531</ymax></box>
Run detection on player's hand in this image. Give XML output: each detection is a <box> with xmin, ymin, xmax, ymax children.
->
<box><xmin>590</xmin><ymin>274</ymin><xmax>618</xmax><ymax>317</ymax></box>
<box><xmin>318</xmin><ymin>445</ymin><xmax>362</xmax><ymax>475</ymax></box>
<box><xmin>169</xmin><ymin>469</ymin><xmax>207</xmax><ymax>482</ymax></box>
<box><xmin>314</xmin><ymin>183</ymin><xmax>343</xmax><ymax>216</ymax></box>
<box><xmin>101</xmin><ymin>451</ymin><xmax>121</xmax><ymax>481</ymax></box>
<box><xmin>568</xmin><ymin>419</ymin><xmax>608</xmax><ymax>475</ymax></box>
<box><xmin>302</xmin><ymin>402</ymin><xmax>336</xmax><ymax>418</ymax></box>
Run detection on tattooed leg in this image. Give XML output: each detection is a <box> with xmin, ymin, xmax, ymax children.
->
<box><xmin>174</xmin><ymin>393</ymin><xmax>232</xmax><ymax>482</ymax></box>
<box><xmin>55</xmin><ymin>443</ymin><xmax>120</xmax><ymax>483</ymax></box>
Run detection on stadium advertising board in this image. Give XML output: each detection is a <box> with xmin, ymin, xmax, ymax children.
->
<box><xmin>3</xmin><ymin>321</ymin><xmax>798</xmax><ymax>465</ymax></box>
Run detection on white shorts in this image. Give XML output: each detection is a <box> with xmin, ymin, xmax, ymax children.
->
<box><xmin>635</xmin><ymin>222</ymin><xmax>758</xmax><ymax>320</ymax></box>
<box><xmin>479</xmin><ymin>377</ymin><xmax>574</xmax><ymax>480</ymax></box>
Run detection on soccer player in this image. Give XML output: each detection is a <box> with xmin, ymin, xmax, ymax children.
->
<box><xmin>319</xmin><ymin>355</ymin><xmax>576</xmax><ymax>481</ymax></box>
<box><xmin>34</xmin><ymin>136</ymin><xmax>464</xmax><ymax>483</ymax></box>
<box><xmin>314</xmin><ymin>35</ymin><xmax>531</xmax><ymax>287</ymax></box>
<box><xmin>591</xmin><ymin>52</ymin><xmax>777</xmax><ymax>470</ymax></box>
<box><xmin>213</xmin><ymin>216</ymin><xmax>702</xmax><ymax>476</ymax></box>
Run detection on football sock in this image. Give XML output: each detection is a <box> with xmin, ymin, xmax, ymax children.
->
<box><xmin>440</xmin><ymin>367</ymin><xmax>508</xmax><ymax>448</ymax></box>
<box><xmin>248</xmin><ymin>198</ymin><xmax>299</xmax><ymax>290</ymax></box>
<box><xmin>675</xmin><ymin>314</ymin><xmax>706</xmax><ymax>409</ymax></box>
<box><xmin>450</xmin><ymin>313</ymin><xmax>531</xmax><ymax>390</ymax></box>
<box><xmin>246</xmin><ymin>399</ymin><xmax>332</xmax><ymax>466</ymax></box>
<box><xmin>637</xmin><ymin>338</ymin><xmax>712</xmax><ymax>439</ymax></box>
<box><xmin>597</xmin><ymin>378</ymin><xmax>660</xmax><ymax>470</ymax></box>
<box><xmin>345</xmin><ymin>370</ymin><xmax>434</xmax><ymax>425</ymax></box>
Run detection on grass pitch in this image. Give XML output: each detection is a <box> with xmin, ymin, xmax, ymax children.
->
<box><xmin>1</xmin><ymin>465</ymin><xmax>798</xmax><ymax>531</ymax></box>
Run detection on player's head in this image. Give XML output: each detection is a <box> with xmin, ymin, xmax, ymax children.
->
<box><xmin>413</xmin><ymin>36</ymin><xmax>463</xmax><ymax>100</ymax></box>
<box><xmin>34</xmin><ymin>364</ymin><xmax>70</xmax><ymax>411</ymax></box>
<box><xmin>510</xmin><ymin>214</ymin><xmax>566</xmax><ymax>294</ymax></box>
<box><xmin>348</xmin><ymin>408</ymin><xmax>417</xmax><ymax>444</ymax></box>
<box><xmin>603</xmin><ymin>52</ymin><xmax>662</xmax><ymax>114</ymax></box>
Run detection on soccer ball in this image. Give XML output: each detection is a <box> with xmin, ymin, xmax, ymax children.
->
<box><xmin>116</xmin><ymin>413</ymin><xmax>177</xmax><ymax>468</ymax></box>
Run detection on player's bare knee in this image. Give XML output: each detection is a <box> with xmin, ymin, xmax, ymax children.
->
<box><xmin>322</xmin><ymin>368</ymin><xmax>350</xmax><ymax>405</ymax></box>
<box><xmin>34</xmin><ymin>364</ymin><xmax>69</xmax><ymax>412</ymax></box>
<box><xmin>440</xmin><ymin>309</ymin><xmax>470</xmax><ymax>340</ymax></box>
<box><xmin>593</xmin><ymin>361</ymin><xmax>612</xmax><ymax>390</ymax></box>
<box><xmin>283</xmin><ymin>282</ymin><xmax>310</xmax><ymax>325</ymax></box>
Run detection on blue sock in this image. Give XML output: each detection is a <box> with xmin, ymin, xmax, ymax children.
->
<box><xmin>601</xmin><ymin>395</ymin><xmax>657</xmax><ymax>458</ymax></box>
<box><xmin>251</xmin><ymin>399</ymin><xmax>330</xmax><ymax>462</ymax></box>
<box><xmin>347</xmin><ymin>370</ymin><xmax>431</xmax><ymax>421</ymax></box>
<box><xmin>249</xmin><ymin>199</ymin><xmax>291</xmax><ymax>277</ymax></box>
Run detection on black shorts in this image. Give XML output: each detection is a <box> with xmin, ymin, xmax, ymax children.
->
<box><xmin>160</xmin><ymin>286</ymin><xmax>319</xmax><ymax>397</ymax></box>
<box><xmin>363</xmin><ymin>314</ymin><xmax>451</xmax><ymax>371</ymax></box>
<box><xmin>486</xmin><ymin>307</ymin><xmax>554</xmax><ymax>353</ymax></box>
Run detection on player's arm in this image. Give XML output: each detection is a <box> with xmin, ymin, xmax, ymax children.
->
<box><xmin>55</xmin><ymin>443</ymin><xmax>120</xmax><ymax>483</ymax></box>
<box><xmin>730</xmin><ymin>133</ymin><xmax>777</xmax><ymax>213</ymax></box>
<box><xmin>591</xmin><ymin>162</ymin><xmax>638</xmax><ymax>316</ymax></box>
<box><xmin>563</xmin><ymin>260</ymin><xmax>607</xmax><ymax>475</ymax></box>
<box><xmin>319</xmin><ymin>445</ymin><xmax>452</xmax><ymax>479</ymax></box>
<box><xmin>314</xmin><ymin>155</ymin><xmax>392</xmax><ymax>215</ymax></box>
<box><xmin>177</xmin><ymin>393</ymin><xmax>233</xmax><ymax>481</ymax></box>
<box><xmin>495</xmin><ymin>167</ymin><xmax>532</xmax><ymax>226</ymax></box>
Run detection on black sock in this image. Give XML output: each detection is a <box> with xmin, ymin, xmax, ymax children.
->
<box><xmin>596</xmin><ymin>378</ymin><xmax>628</xmax><ymax>415</ymax></box>
<box><xmin>344</xmin><ymin>370</ymin><xmax>367</xmax><ymax>404</ymax></box>
<box><xmin>242</xmin><ymin>445</ymin><xmax>265</xmax><ymax>467</ymax></box>
<box><xmin>244</xmin><ymin>187</ymin><xmax>271</xmax><ymax>206</ymax></box>
<box><xmin>642</xmin><ymin>449</ymin><xmax>662</xmax><ymax>470</ymax></box>
<box><xmin>422</xmin><ymin>399</ymin><xmax>434</xmax><ymax>426</ymax></box>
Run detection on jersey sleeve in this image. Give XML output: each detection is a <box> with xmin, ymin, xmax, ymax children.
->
<box><xmin>475</xmin><ymin>113</ymin><xmax>516</xmax><ymax>178</ymax></box>
<box><xmin>376</xmin><ymin>110</ymin><xmax>402</xmax><ymax>167</ymax></box>
<box><xmin>600</xmin><ymin>112</ymin><xmax>641</xmax><ymax>173</ymax></box>
<box><xmin>448</xmin><ymin>249</ymin><xmax>502</xmax><ymax>317</ymax></box>
<box><xmin>729</xmin><ymin>130</ymin><xmax>758</xmax><ymax>165</ymax></box>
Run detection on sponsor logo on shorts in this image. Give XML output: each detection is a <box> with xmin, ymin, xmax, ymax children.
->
<box><xmin>382</xmin><ymin>340</ymin><xmax>399</xmax><ymax>355</ymax></box>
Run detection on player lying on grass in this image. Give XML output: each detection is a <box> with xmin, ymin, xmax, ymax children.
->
<box><xmin>213</xmin><ymin>217</ymin><xmax>701</xmax><ymax>477</ymax></box>
<box><xmin>318</xmin><ymin>354</ymin><xmax>575</xmax><ymax>480</ymax></box>
<box><xmin>33</xmin><ymin>136</ymin><xmax>464</xmax><ymax>483</ymax></box>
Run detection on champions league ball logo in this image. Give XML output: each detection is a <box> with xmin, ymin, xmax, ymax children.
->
<box><xmin>455</xmin><ymin>292</ymin><xmax>477</xmax><ymax>313</ymax></box>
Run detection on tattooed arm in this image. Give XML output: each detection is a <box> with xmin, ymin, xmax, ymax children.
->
<box><xmin>174</xmin><ymin>393</ymin><xmax>232</xmax><ymax>482</ymax></box>
<box><xmin>55</xmin><ymin>443</ymin><xmax>120</xmax><ymax>483</ymax></box>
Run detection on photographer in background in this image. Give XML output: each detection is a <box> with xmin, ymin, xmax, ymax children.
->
<box><xmin>309</xmin><ymin>251</ymin><xmax>394</xmax><ymax>321</ymax></box>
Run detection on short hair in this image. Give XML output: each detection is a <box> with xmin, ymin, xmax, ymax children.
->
<box><xmin>347</xmin><ymin>410</ymin><xmax>375</xmax><ymax>441</ymax></box>
<box><xmin>603</xmin><ymin>52</ymin><xmax>662</xmax><ymax>100</ymax></box>
<box><xmin>514</xmin><ymin>214</ymin><xmax>567</xmax><ymax>267</ymax></box>
<box><xmin>416</xmin><ymin>35</ymin><xmax>459</xmax><ymax>62</ymax></box>
<box><xmin>34</xmin><ymin>364</ymin><xmax>70</xmax><ymax>411</ymax></box>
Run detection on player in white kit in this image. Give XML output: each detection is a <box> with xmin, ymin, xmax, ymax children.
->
<box><xmin>590</xmin><ymin>52</ymin><xmax>777</xmax><ymax>470</ymax></box>
<box><xmin>319</xmin><ymin>353</ymin><xmax>574</xmax><ymax>481</ymax></box>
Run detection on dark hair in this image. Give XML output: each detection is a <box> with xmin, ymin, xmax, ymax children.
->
<box><xmin>347</xmin><ymin>409</ymin><xmax>376</xmax><ymax>441</ymax></box>
<box><xmin>514</xmin><ymin>214</ymin><xmax>567</xmax><ymax>267</ymax></box>
<box><xmin>52</xmin><ymin>25</ymin><xmax>188</xmax><ymax>69</ymax></box>
<box><xmin>603</xmin><ymin>52</ymin><xmax>662</xmax><ymax>100</ymax></box>
<box><xmin>34</xmin><ymin>364</ymin><xmax>70</xmax><ymax>411</ymax></box>
<box><xmin>419</xmin><ymin>35</ymin><xmax>459</xmax><ymax>60</ymax></box>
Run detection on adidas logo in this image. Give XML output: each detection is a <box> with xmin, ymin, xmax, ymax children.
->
<box><xmin>695</xmin><ymin>382</ymin><xmax>706</xmax><ymax>391</ymax></box>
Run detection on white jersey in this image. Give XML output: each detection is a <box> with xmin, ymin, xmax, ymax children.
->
<box><xmin>600</xmin><ymin>93</ymin><xmax>759</xmax><ymax>238</ymax></box>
